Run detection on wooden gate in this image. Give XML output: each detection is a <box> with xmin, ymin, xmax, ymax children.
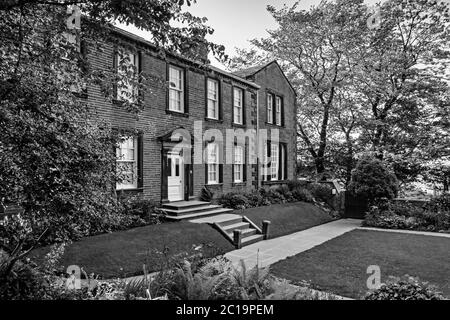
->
<box><xmin>344</xmin><ymin>192</ymin><xmax>368</xmax><ymax>219</ymax></box>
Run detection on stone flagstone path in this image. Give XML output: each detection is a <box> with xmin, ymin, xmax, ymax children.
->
<box><xmin>224</xmin><ymin>219</ymin><xmax>362</xmax><ymax>269</ymax></box>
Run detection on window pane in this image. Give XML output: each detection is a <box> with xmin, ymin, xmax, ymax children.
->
<box><xmin>276</xmin><ymin>96</ymin><xmax>282</xmax><ymax>125</ymax></box>
<box><xmin>116</xmin><ymin>136</ymin><xmax>138</xmax><ymax>189</ymax></box>
<box><xmin>267</xmin><ymin>94</ymin><xmax>273</xmax><ymax>123</ymax></box>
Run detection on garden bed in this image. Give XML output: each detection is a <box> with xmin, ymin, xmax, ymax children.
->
<box><xmin>270</xmin><ymin>229</ymin><xmax>450</xmax><ymax>299</ymax></box>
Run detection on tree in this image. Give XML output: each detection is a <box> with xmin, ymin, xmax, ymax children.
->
<box><xmin>232</xmin><ymin>0</ymin><xmax>450</xmax><ymax>184</ymax></box>
<box><xmin>348</xmin><ymin>157</ymin><xmax>399</xmax><ymax>203</ymax></box>
<box><xmin>248</xmin><ymin>0</ymin><xmax>368</xmax><ymax>175</ymax></box>
<box><xmin>0</xmin><ymin>0</ymin><xmax>224</xmax><ymax>247</ymax></box>
<box><xmin>355</xmin><ymin>0</ymin><xmax>450</xmax><ymax>156</ymax></box>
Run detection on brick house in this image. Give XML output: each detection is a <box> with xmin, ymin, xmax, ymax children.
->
<box><xmin>84</xmin><ymin>28</ymin><xmax>297</xmax><ymax>204</ymax></box>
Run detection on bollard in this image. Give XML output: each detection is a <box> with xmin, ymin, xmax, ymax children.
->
<box><xmin>233</xmin><ymin>229</ymin><xmax>243</xmax><ymax>249</ymax></box>
<box><xmin>262</xmin><ymin>220</ymin><xmax>271</xmax><ymax>240</ymax></box>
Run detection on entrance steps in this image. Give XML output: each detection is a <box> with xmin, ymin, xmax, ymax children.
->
<box><xmin>162</xmin><ymin>201</ymin><xmax>233</xmax><ymax>221</ymax></box>
<box><xmin>190</xmin><ymin>214</ymin><xmax>265</xmax><ymax>248</ymax></box>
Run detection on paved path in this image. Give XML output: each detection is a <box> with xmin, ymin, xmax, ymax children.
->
<box><xmin>224</xmin><ymin>219</ymin><xmax>362</xmax><ymax>269</ymax></box>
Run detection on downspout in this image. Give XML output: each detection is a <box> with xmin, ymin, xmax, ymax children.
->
<box><xmin>256</xmin><ymin>88</ymin><xmax>260</xmax><ymax>189</ymax></box>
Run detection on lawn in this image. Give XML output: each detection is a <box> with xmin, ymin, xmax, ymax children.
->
<box><xmin>31</xmin><ymin>201</ymin><xmax>333</xmax><ymax>279</ymax></box>
<box><xmin>270</xmin><ymin>229</ymin><xmax>450</xmax><ymax>299</ymax></box>
<box><xmin>241</xmin><ymin>201</ymin><xmax>334</xmax><ymax>238</ymax></box>
<box><xmin>31</xmin><ymin>221</ymin><xmax>234</xmax><ymax>278</ymax></box>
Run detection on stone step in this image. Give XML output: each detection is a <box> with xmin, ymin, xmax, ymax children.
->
<box><xmin>164</xmin><ymin>208</ymin><xmax>233</xmax><ymax>221</ymax></box>
<box><xmin>221</xmin><ymin>222</ymin><xmax>250</xmax><ymax>232</ymax></box>
<box><xmin>215</xmin><ymin>217</ymin><xmax>244</xmax><ymax>227</ymax></box>
<box><xmin>162</xmin><ymin>200</ymin><xmax>211</xmax><ymax>211</ymax></box>
<box><xmin>241</xmin><ymin>234</ymin><xmax>264</xmax><ymax>246</ymax></box>
<box><xmin>163</xmin><ymin>204</ymin><xmax>223</xmax><ymax>216</ymax></box>
<box><xmin>226</xmin><ymin>228</ymin><xmax>256</xmax><ymax>239</ymax></box>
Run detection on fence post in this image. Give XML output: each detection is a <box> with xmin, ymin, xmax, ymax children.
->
<box><xmin>233</xmin><ymin>230</ymin><xmax>243</xmax><ymax>249</ymax></box>
<box><xmin>262</xmin><ymin>220</ymin><xmax>271</xmax><ymax>240</ymax></box>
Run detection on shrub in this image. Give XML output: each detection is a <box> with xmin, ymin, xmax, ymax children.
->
<box><xmin>287</xmin><ymin>180</ymin><xmax>307</xmax><ymax>191</ymax></box>
<box><xmin>365</xmin><ymin>276</ymin><xmax>445</xmax><ymax>300</ymax></box>
<box><xmin>348</xmin><ymin>158</ymin><xmax>399</xmax><ymax>204</ymax></box>
<box><xmin>265</xmin><ymin>189</ymin><xmax>286</xmax><ymax>204</ymax></box>
<box><xmin>291</xmin><ymin>187</ymin><xmax>314</xmax><ymax>203</ymax></box>
<box><xmin>427</xmin><ymin>193</ymin><xmax>450</xmax><ymax>212</ymax></box>
<box><xmin>199</xmin><ymin>187</ymin><xmax>214</xmax><ymax>202</ymax></box>
<box><xmin>217</xmin><ymin>193</ymin><xmax>250</xmax><ymax>210</ymax></box>
<box><xmin>307</xmin><ymin>183</ymin><xmax>333</xmax><ymax>203</ymax></box>
<box><xmin>363</xmin><ymin>199</ymin><xmax>450</xmax><ymax>232</ymax></box>
<box><xmin>245</xmin><ymin>190</ymin><xmax>266</xmax><ymax>207</ymax></box>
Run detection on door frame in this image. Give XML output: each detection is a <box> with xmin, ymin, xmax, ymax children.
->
<box><xmin>160</xmin><ymin>141</ymin><xmax>193</xmax><ymax>203</ymax></box>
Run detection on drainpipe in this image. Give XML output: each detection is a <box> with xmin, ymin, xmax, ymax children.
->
<box><xmin>255</xmin><ymin>88</ymin><xmax>260</xmax><ymax>189</ymax></box>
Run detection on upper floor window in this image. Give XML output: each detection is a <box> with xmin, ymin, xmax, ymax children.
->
<box><xmin>267</xmin><ymin>94</ymin><xmax>273</xmax><ymax>124</ymax></box>
<box><xmin>234</xmin><ymin>145</ymin><xmax>244</xmax><ymax>183</ymax></box>
<box><xmin>233</xmin><ymin>87</ymin><xmax>244</xmax><ymax>125</ymax></box>
<box><xmin>168</xmin><ymin>65</ymin><xmax>184</xmax><ymax>112</ymax></box>
<box><xmin>116</xmin><ymin>136</ymin><xmax>138</xmax><ymax>190</ymax></box>
<box><xmin>207</xmin><ymin>79</ymin><xmax>219</xmax><ymax>119</ymax></box>
<box><xmin>115</xmin><ymin>49</ymin><xmax>139</xmax><ymax>102</ymax></box>
<box><xmin>206</xmin><ymin>143</ymin><xmax>219</xmax><ymax>184</ymax></box>
<box><xmin>276</xmin><ymin>96</ymin><xmax>282</xmax><ymax>126</ymax></box>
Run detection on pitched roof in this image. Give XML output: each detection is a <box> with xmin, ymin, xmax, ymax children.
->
<box><xmin>232</xmin><ymin>60</ymin><xmax>297</xmax><ymax>96</ymax></box>
<box><xmin>112</xmin><ymin>27</ymin><xmax>260</xmax><ymax>89</ymax></box>
<box><xmin>232</xmin><ymin>61</ymin><xmax>273</xmax><ymax>78</ymax></box>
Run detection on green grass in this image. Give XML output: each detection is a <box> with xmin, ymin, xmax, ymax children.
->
<box><xmin>270</xmin><ymin>229</ymin><xmax>450</xmax><ymax>299</ymax></box>
<box><xmin>31</xmin><ymin>201</ymin><xmax>333</xmax><ymax>279</ymax></box>
<box><xmin>31</xmin><ymin>221</ymin><xmax>234</xmax><ymax>279</ymax></box>
<box><xmin>240</xmin><ymin>202</ymin><xmax>334</xmax><ymax>238</ymax></box>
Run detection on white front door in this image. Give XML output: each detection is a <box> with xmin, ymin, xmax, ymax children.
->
<box><xmin>167</xmin><ymin>152</ymin><xmax>184</xmax><ymax>202</ymax></box>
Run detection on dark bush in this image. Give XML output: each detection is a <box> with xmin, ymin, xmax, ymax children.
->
<box><xmin>365</xmin><ymin>276</ymin><xmax>444</xmax><ymax>300</ymax></box>
<box><xmin>363</xmin><ymin>199</ymin><xmax>450</xmax><ymax>232</ymax></box>
<box><xmin>348</xmin><ymin>158</ymin><xmax>399</xmax><ymax>204</ymax></box>
<box><xmin>287</xmin><ymin>180</ymin><xmax>307</xmax><ymax>191</ymax></box>
<box><xmin>291</xmin><ymin>187</ymin><xmax>314</xmax><ymax>203</ymax></box>
<box><xmin>118</xmin><ymin>195</ymin><xmax>162</xmax><ymax>227</ymax></box>
<box><xmin>217</xmin><ymin>193</ymin><xmax>249</xmax><ymax>210</ymax></box>
<box><xmin>427</xmin><ymin>193</ymin><xmax>450</xmax><ymax>212</ymax></box>
<box><xmin>307</xmin><ymin>183</ymin><xmax>333</xmax><ymax>203</ymax></box>
<box><xmin>199</xmin><ymin>187</ymin><xmax>214</xmax><ymax>202</ymax></box>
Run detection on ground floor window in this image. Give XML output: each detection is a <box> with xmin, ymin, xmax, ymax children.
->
<box><xmin>206</xmin><ymin>143</ymin><xmax>219</xmax><ymax>184</ymax></box>
<box><xmin>262</xmin><ymin>141</ymin><xmax>288</xmax><ymax>182</ymax></box>
<box><xmin>234</xmin><ymin>145</ymin><xmax>244</xmax><ymax>183</ymax></box>
<box><xmin>116</xmin><ymin>136</ymin><xmax>138</xmax><ymax>190</ymax></box>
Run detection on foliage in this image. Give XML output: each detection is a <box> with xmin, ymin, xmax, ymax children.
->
<box><xmin>118</xmin><ymin>194</ymin><xmax>163</xmax><ymax>225</ymax></box>
<box><xmin>217</xmin><ymin>181</ymin><xmax>316</xmax><ymax>210</ymax></box>
<box><xmin>199</xmin><ymin>187</ymin><xmax>214</xmax><ymax>202</ymax></box>
<box><xmin>233</xmin><ymin>0</ymin><xmax>450</xmax><ymax>182</ymax></box>
<box><xmin>217</xmin><ymin>193</ymin><xmax>250</xmax><ymax>210</ymax></box>
<box><xmin>365</xmin><ymin>276</ymin><xmax>445</xmax><ymax>300</ymax></box>
<box><xmin>306</xmin><ymin>183</ymin><xmax>333</xmax><ymax>203</ymax></box>
<box><xmin>363</xmin><ymin>197</ymin><xmax>450</xmax><ymax>232</ymax></box>
<box><xmin>149</xmin><ymin>256</ymin><xmax>272</xmax><ymax>300</ymax></box>
<box><xmin>427</xmin><ymin>193</ymin><xmax>450</xmax><ymax>212</ymax></box>
<box><xmin>0</xmin><ymin>0</ymin><xmax>227</xmax><ymax>279</ymax></box>
<box><xmin>348</xmin><ymin>158</ymin><xmax>399</xmax><ymax>203</ymax></box>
